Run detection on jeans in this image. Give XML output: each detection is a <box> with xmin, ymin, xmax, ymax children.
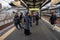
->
<box><xmin>15</xmin><ymin>23</ymin><xmax>22</xmax><ymax>29</ymax></box>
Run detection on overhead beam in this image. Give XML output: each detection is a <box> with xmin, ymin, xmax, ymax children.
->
<box><xmin>55</xmin><ymin>2</ymin><xmax>60</xmax><ymax>5</ymax></box>
<box><xmin>41</xmin><ymin>0</ymin><xmax>51</xmax><ymax>7</ymax></box>
<box><xmin>20</xmin><ymin>0</ymin><xmax>28</xmax><ymax>7</ymax></box>
<box><xmin>51</xmin><ymin>0</ymin><xmax>60</xmax><ymax>5</ymax></box>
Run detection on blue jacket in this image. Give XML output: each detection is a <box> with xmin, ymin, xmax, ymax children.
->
<box><xmin>24</xmin><ymin>16</ymin><xmax>30</xmax><ymax>30</ymax></box>
<box><xmin>13</xmin><ymin>16</ymin><xmax>20</xmax><ymax>25</ymax></box>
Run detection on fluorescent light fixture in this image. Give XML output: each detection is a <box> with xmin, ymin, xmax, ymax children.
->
<box><xmin>45</xmin><ymin>2</ymin><xmax>51</xmax><ymax>7</ymax></box>
<box><xmin>41</xmin><ymin>6</ymin><xmax>47</xmax><ymax>10</ymax></box>
<box><xmin>29</xmin><ymin>8</ymin><xmax>39</xmax><ymax>10</ymax></box>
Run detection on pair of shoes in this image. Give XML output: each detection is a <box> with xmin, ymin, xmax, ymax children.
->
<box><xmin>30</xmin><ymin>32</ymin><xmax>32</xmax><ymax>35</ymax></box>
<box><xmin>25</xmin><ymin>33</ymin><xmax>32</xmax><ymax>36</ymax></box>
<box><xmin>36</xmin><ymin>24</ymin><xmax>38</xmax><ymax>26</ymax></box>
<box><xmin>28</xmin><ymin>32</ymin><xmax>32</xmax><ymax>35</ymax></box>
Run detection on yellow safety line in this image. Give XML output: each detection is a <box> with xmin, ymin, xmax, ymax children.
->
<box><xmin>42</xmin><ymin>17</ymin><xmax>60</xmax><ymax>32</ymax></box>
<box><xmin>0</xmin><ymin>27</ymin><xmax>16</xmax><ymax>40</ymax></box>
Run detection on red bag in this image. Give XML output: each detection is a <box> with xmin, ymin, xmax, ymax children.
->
<box><xmin>54</xmin><ymin>20</ymin><xmax>58</xmax><ymax>24</ymax></box>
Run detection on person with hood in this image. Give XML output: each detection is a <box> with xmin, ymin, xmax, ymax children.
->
<box><xmin>24</xmin><ymin>12</ymin><xmax>31</xmax><ymax>36</ymax></box>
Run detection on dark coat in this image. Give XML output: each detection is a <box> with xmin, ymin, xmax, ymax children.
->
<box><xmin>24</xmin><ymin>15</ymin><xmax>30</xmax><ymax>30</ymax></box>
<box><xmin>13</xmin><ymin>16</ymin><xmax>20</xmax><ymax>25</ymax></box>
<box><xmin>35</xmin><ymin>15</ymin><xmax>39</xmax><ymax>20</ymax></box>
<box><xmin>20</xmin><ymin>15</ymin><xmax>23</xmax><ymax>20</ymax></box>
<box><xmin>49</xmin><ymin>15</ymin><xmax>57</xmax><ymax>25</ymax></box>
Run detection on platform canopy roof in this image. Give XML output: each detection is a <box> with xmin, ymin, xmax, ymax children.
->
<box><xmin>9</xmin><ymin>0</ymin><xmax>51</xmax><ymax>8</ymax></box>
<box><xmin>22</xmin><ymin>0</ymin><xmax>51</xmax><ymax>8</ymax></box>
<box><xmin>41</xmin><ymin>0</ymin><xmax>60</xmax><ymax>11</ymax></box>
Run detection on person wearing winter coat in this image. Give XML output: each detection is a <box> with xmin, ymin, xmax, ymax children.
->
<box><xmin>13</xmin><ymin>13</ymin><xmax>22</xmax><ymax>30</ymax></box>
<box><xmin>28</xmin><ymin>13</ymin><xmax>32</xmax><ymax>27</ymax></box>
<box><xmin>49</xmin><ymin>12</ymin><xmax>57</xmax><ymax>25</ymax></box>
<box><xmin>20</xmin><ymin>13</ymin><xmax>23</xmax><ymax>23</ymax></box>
<box><xmin>24</xmin><ymin>12</ymin><xmax>31</xmax><ymax>36</ymax></box>
<box><xmin>35</xmin><ymin>13</ymin><xmax>39</xmax><ymax>25</ymax></box>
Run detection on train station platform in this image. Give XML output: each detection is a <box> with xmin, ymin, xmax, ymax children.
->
<box><xmin>0</xmin><ymin>19</ymin><xmax>60</xmax><ymax>40</ymax></box>
<box><xmin>0</xmin><ymin>0</ymin><xmax>60</xmax><ymax>40</ymax></box>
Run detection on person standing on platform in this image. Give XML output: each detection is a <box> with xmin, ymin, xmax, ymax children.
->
<box><xmin>24</xmin><ymin>12</ymin><xmax>31</xmax><ymax>36</ymax></box>
<box><xmin>35</xmin><ymin>12</ymin><xmax>39</xmax><ymax>25</ymax></box>
<box><xmin>32</xmin><ymin>12</ymin><xmax>36</xmax><ymax>23</ymax></box>
<box><xmin>13</xmin><ymin>12</ymin><xmax>22</xmax><ymax>30</ymax></box>
<box><xmin>49</xmin><ymin>12</ymin><xmax>57</xmax><ymax>30</ymax></box>
<box><xmin>28</xmin><ymin>13</ymin><xmax>32</xmax><ymax>27</ymax></box>
<box><xmin>20</xmin><ymin>13</ymin><xmax>23</xmax><ymax>23</ymax></box>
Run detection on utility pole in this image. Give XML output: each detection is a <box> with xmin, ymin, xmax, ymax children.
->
<box><xmin>27</xmin><ymin>4</ymin><xmax>29</xmax><ymax>12</ymax></box>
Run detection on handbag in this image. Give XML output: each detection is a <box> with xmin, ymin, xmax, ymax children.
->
<box><xmin>54</xmin><ymin>20</ymin><xmax>58</xmax><ymax>24</ymax></box>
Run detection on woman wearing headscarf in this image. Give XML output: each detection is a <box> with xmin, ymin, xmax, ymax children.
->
<box><xmin>24</xmin><ymin>12</ymin><xmax>31</xmax><ymax>36</ymax></box>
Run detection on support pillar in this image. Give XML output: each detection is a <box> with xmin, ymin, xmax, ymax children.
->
<box><xmin>39</xmin><ymin>5</ymin><xmax>41</xmax><ymax>19</ymax></box>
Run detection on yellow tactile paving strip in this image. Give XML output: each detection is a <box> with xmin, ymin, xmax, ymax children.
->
<box><xmin>42</xmin><ymin>17</ymin><xmax>60</xmax><ymax>32</ymax></box>
<box><xmin>0</xmin><ymin>27</ymin><xmax>16</xmax><ymax>40</ymax></box>
<box><xmin>0</xmin><ymin>18</ymin><xmax>60</xmax><ymax>40</ymax></box>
